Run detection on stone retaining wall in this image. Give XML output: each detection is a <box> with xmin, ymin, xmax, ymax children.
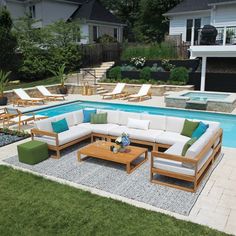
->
<box><xmin>97</xmin><ymin>83</ymin><xmax>194</xmax><ymax>96</ymax></box>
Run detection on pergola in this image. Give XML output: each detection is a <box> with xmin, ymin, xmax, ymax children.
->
<box><xmin>189</xmin><ymin>45</ymin><xmax>236</xmax><ymax>91</ymax></box>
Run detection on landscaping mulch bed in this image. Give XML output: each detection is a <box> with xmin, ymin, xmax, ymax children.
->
<box><xmin>0</xmin><ymin>129</ymin><xmax>30</xmax><ymax>147</ymax></box>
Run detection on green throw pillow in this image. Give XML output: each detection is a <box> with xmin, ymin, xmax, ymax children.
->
<box><xmin>181</xmin><ymin>119</ymin><xmax>200</xmax><ymax>137</ymax></box>
<box><xmin>91</xmin><ymin>113</ymin><xmax>107</xmax><ymax>124</ymax></box>
<box><xmin>181</xmin><ymin>137</ymin><xmax>197</xmax><ymax>156</ymax></box>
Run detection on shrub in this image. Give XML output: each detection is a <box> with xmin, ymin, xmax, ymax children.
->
<box><xmin>108</xmin><ymin>66</ymin><xmax>121</xmax><ymax>80</ymax></box>
<box><xmin>151</xmin><ymin>63</ymin><xmax>165</xmax><ymax>72</ymax></box>
<box><xmin>96</xmin><ymin>34</ymin><xmax>117</xmax><ymax>43</ymax></box>
<box><xmin>161</xmin><ymin>59</ymin><xmax>175</xmax><ymax>72</ymax></box>
<box><xmin>169</xmin><ymin>67</ymin><xmax>189</xmax><ymax>84</ymax></box>
<box><xmin>120</xmin><ymin>65</ymin><xmax>136</xmax><ymax>71</ymax></box>
<box><xmin>140</xmin><ymin>67</ymin><xmax>151</xmax><ymax>81</ymax></box>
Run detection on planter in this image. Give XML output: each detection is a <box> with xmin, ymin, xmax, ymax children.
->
<box><xmin>59</xmin><ymin>86</ymin><xmax>68</xmax><ymax>94</ymax></box>
<box><xmin>0</xmin><ymin>96</ymin><xmax>8</xmax><ymax>106</ymax></box>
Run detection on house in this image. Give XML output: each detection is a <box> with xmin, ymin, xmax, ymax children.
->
<box><xmin>0</xmin><ymin>0</ymin><xmax>125</xmax><ymax>44</ymax></box>
<box><xmin>164</xmin><ymin>0</ymin><xmax>236</xmax><ymax>43</ymax></box>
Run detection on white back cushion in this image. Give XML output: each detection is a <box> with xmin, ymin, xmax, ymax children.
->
<box><xmin>73</xmin><ymin>110</ymin><xmax>83</xmax><ymax>124</ymax></box>
<box><xmin>35</xmin><ymin>117</ymin><xmax>57</xmax><ymax>132</ymax></box>
<box><xmin>55</xmin><ymin>112</ymin><xmax>75</xmax><ymax>127</ymax></box>
<box><xmin>119</xmin><ymin>111</ymin><xmax>141</xmax><ymax>126</ymax></box>
<box><xmin>127</xmin><ymin>118</ymin><xmax>150</xmax><ymax>130</ymax></box>
<box><xmin>186</xmin><ymin>129</ymin><xmax>214</xmax><ymax>158</ymax></box>
<box><xmin>97</xmin><ymin>109</ymin><xmax>120</xmax><ymax>124</ymax></box>
<box><xmin>166</xmin><ymin>117</ymin><xmax>185</xmax><ymax>133</ymax></box>
<box><xmin>141</xmin><ymin>114</ymin><xmax>166</xmax><ymax>130</ymax></box>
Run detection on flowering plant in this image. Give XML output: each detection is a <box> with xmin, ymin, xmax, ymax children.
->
<box><xmin>115</xmin><ymin>133</ymin><xmax>130</xmax><ymax>151</ymax></box>
<box><xmin>161</xmin><ymin>59</ymin><xmax>175</xmax><ymax>72</ymax></box>
<box><xmin>130</xmin><ymin>57</ymin><xmax>146</xmax><ymax>69</ymax></box>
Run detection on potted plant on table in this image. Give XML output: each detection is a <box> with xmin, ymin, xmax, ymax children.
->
<box><xmin>0</xmin><ymin>70</ymin><xmax>11</xmax><ymax>105</ymax></box>
<box><xmin>50</xmin><ymin>64</ymin><xmax>68</xmax><ymax>94</ymax></box>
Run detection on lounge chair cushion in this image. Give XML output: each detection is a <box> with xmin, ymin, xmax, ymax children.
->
<box><xmin>127</xmin><ymin>118</ymin><xmax>150</xmax><ymax>130</ymax></box>
<box><xmin>119</xmin><ymin>111</ymin><xmax>141</xmax><ymax>126</ymax></box>
<box><xmin>181</xmin><ymin>119</ymin><xmax>200</xmax><ymax>137</ymax></box>
<box><xmin>97</xmin><ymin>109</ymin><xmax>120</xmax><ymax>124</ymax></box>
<box><xmin>127</xmin><ymin>128</ymin><xmax>163</xmax><ymax>142</ymax></box>
<box><xmin>157</xmin><ymin>131</ymin><xmax>190</xmax><ymax>145</ymax></box>
<box><xmin>141</xmin><ymin>114</ymin><xmax>166</xmax><ymax>131</ymax></box>
<box><xmin>35</xmin><ymin>117</ymin><xmax>57</xmax><ymax>132</ymax></box>
<box><xmin>166</xmin><ymin>117</ymin><xmax>185</xmax><ymax>133</ymax></box>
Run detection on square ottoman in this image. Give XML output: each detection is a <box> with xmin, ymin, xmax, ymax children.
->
<box><xmin>17</xmin><ymin>140</ymin><xmax>49</xmax><ymax>165</ymax></box>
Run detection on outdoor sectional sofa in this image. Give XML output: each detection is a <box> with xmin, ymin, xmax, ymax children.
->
<box><xmin>31</xmin><ymin>109</ymin><xmax>223</xmax><ymax>192</ymax></box>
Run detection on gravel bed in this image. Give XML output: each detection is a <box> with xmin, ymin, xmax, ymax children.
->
<box><xmin>0</xmin><ymin>132</ymin><xmax>25</xmax><ymax>147</ymax></box>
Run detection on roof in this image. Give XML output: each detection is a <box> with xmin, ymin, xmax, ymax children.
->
<box><xmin>165</xmin><ymin>0</ymin><xmax>236</xmax><ymax>16</ymax></box>
<box><xmin>69</xmin><ymin>0</ymin><xmax>123</xmax><ymax>25</ymax></box>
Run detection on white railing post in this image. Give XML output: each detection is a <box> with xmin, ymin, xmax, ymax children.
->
<box><xmin>200</xmin><ymin>56</ymin><xmax>207</xmax><ymax>91</ymax></box>
<box><xmin>191</xmin><ymin>26</ymin><xmax>195</xmax><ymax>46</ymax></box>
<box><xmin>223</xmin><ymin>26</ymin><xmax>227</xmax><ymax>46</ymax></box>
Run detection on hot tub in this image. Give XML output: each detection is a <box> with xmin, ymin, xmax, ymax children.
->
<box><xmin>165</xmin><ymin>91</ymin><xmax>236</xmax><ymax>112</ymax></box>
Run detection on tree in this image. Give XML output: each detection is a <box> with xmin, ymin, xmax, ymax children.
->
<box><xmin>0</xmin><ymin>7</ymin><xmax>18</xmax><ymax>72</ymax></box>
<box><xmin>133</xmin><ymin>0</ymin><xmax>181</xmax><ymax>43</ymax></box>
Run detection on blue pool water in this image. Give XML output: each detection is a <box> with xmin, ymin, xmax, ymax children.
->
<box><xmin>182</xmin><ymin>92</ymin><xmax>229</xmax><ymax>101</ymax></box>
<box><xmin>34</xmin><ymin>101</ymin><xmax>236</xmax><ymax>148</ymax></box>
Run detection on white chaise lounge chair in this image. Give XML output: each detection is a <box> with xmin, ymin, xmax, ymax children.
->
<box><xmin>102</xmin><ymin>83</ymin><xmax>126</xmax><ymax>99</ymax></box>
<box><xmin>13</xmin><ymin>88</ymin><xmax>45</xmax><ymax>106</ymax></box>
<box><xmin>36</xmin><ymin>86</ymin><xmax>65</xmax><ymax>100</ymax></box>
<box><xmin>128</xmin><ymin>84</ymin><xmax>152</xmax><ymax>102</ymax></box>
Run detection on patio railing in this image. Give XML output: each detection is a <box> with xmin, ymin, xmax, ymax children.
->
<box><xmin>191</xmin><ymin>25</ymin><xmax>236</xmax><ymax>46</ymax></box>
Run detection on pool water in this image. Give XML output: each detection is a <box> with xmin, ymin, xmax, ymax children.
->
<box><xmin>34</xmin><ymin>101</ymin><xmax>236</xmax><ymax>148</ymax></box>
<box><xmin>182</xmin><ymin>92</ymin><xmax>229</xmax><ymax>101</ymax></box>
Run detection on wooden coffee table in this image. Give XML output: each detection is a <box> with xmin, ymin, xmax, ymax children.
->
<box><xmin>77</xmin><ymin>141</ymin><xmax>148</xmax><ymax>174</ymax></box>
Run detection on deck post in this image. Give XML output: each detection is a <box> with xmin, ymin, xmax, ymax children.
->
<box><xmin>200</xmin><ymin>56</ymin><xmax>207</xmax><ymax>91</ymax></box>
<box><xmin>191</xmin><ymin>26</ymin><xmax>195</xmax><ymax>46</ymax></box>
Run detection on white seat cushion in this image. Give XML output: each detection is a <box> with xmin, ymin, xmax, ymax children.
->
<box><xmin>141</xmin><ymin>114</ymin><xmax>166</xmax><ymax>131</ymax></box>
<box><xmin>186</xmin><ymin>129</ymin><xmax>213</xmax><ymax>158</ymax></box>
<box><xmin>157</xmin><ymin>131</ymin><xmax>190</xmax><ymax>145</ymax></box>
<box><xmin>127</xmin><ymin>128</ymin><xmax>164</xmax><ymax>142</ymax></box>
<box><xmin>108</xmin><ymin>125</ymin><xmax>129</xmax><ymax>137</ymax></box>
<box><xmin>56</xmin><ymin>112</ymin><xmax>76</xmax><ymax>127</ymax></box>
<box><xmin>166</xmin><ymin>117</ymin><xmax>185</xmax><ymax>133</ymax></box>
<box><xmin>34</xmin><ymin>136</ymin><xmax>57</xmax><ymax>146</ymax></box>
<box><xmin>97</xmin><ymin>109</ymin><xmax>120</xmax><ymax>124</ymax></box>
<box><xmin>73</xmin><ymin>110</ymin><xmax>83</xmax><ymax>124</ymax></box>
<box><xmin>119</xmin><ymin>111</ymin><xmax>141</xmax><ymax>126</ymax></box>
<box><xmin>153</xmin><ymin>158</ymin><xmax>195</xmax><ymax>176</ymax></box>
<box><xmin>77</xmin><ymin>123</ymin><xmax>119</xmax><ymax>135</ymax></box>
<box><xmin>34</xmin><ymin>117</ymin><xmax>57</xmax><ymax>132</ymax></box>
<box><xmin>165</xmin><ymin>142</ymin><xmax>186</xmax><ymax>156</ymax></box>
<box><xmin>127</xmin><ymin>118</ymin><xmax>150</xmax><ymax>130</ymax></box>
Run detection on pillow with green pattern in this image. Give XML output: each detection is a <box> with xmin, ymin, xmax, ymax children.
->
<box><xmin>91</xmin><ymin>113</ymin><xmax>107</xmax><ymax>124</ymax></box>
<box><xmin>181</xmin><ymin>119</ymin><xmax>200</xmax><ymax>137</ymax></box>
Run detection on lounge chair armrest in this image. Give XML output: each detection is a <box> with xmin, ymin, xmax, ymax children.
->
<box><xmin>151</xmin><ymin>151</ymin><xmax>197</xmax><ymax>165</ymax></box>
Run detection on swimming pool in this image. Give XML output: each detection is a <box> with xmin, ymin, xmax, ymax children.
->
<box><xmin>34</xmin><ymin>101</ymin><xmax>236</xmax><ymax>148</ymax></box>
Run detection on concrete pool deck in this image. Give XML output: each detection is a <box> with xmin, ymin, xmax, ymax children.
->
<box><xmin>1</xmin><ymin>94</ymin><xmax>236</xmax><ymax>235</ymax></box>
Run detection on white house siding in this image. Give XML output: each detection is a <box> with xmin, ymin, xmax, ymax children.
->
<box><xmin>80</xmin><ymin>24</ymin><xmax>89</xmax><ymax>44</ymax></box>
<box><xmin>213</xmin><ymin>4</ymin><xmax>236</xmax><ymax>27</ymax></box>
<box><xmin>41</xmin><ymin>0</ymin><xmax>78</xmax><ymax>26</ymax></box>
<box><xmin>169</xmin><ymin>13</ymin><xmax>211</xmax><ymax>41</ymax></box>
<box><xmin>6</xmin><ymin>1</ymin><xmax>25</xmax><ymax>20</ymax></box>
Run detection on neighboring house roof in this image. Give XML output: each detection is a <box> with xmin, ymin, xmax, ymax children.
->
<box><xmin>165</xmin><ymin>0</ymin><xmax>236</xmax><ymax>16</ymax></box>
<box><xmin>70</xmin><ymin>0</ymin><xmax>123</xmax><ymax>25</ymax></box>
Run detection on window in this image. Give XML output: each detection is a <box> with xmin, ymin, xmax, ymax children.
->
<box><xmin>114</xmin><ymin>28</ymin><xmax>118</xmax><ymax>40</ymax></box>
<box><xmin>186</xmin><ymin>18</ymin><xmax>201</xmax><ymax>42</ymax></box>
<box><xmin>29</xmin><ymin>5</ymin><xmax>36</xmax><ymax>18</ymax></box>
<box><xmin>93</xmin><ymin>26</ymin><xmax>98</xmax><ymax>42</ymax></box>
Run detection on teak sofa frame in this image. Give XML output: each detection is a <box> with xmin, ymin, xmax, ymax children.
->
<box><xmin>31</xmin><ymin>128</ymin><xmax>223</xmax><ymax>192</ymax></box>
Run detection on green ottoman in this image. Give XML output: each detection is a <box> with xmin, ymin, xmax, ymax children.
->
<box><xmin>17</xmin><ymin>140</ymin><xmax>49</xmax><ymax>165</ymax></box>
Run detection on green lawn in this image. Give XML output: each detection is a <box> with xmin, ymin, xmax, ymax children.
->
<box><xmin>5</xmin><ymin>76</ymin><xmax>60</xmax><ymax>91</ymax></box>
<box><xmin>0</xmin><ymin>166</ymin><xmax>227</xmax><ymax>236</ymax></box>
